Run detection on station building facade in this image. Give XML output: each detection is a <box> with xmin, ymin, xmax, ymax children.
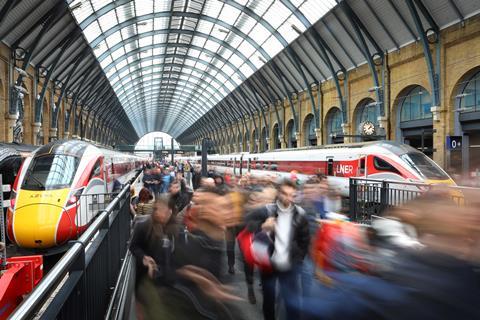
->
<box><xmin>202</xmin><ymin>15</ymin><xmax>480</xmax><ymax>179</ymax></box>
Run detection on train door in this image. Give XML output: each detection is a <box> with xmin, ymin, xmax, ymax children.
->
<box><xmin>233</xmin><ymin>157</ymin><xmax>237</xmax><ymax>176</ymax></box>
<box><xmin>247</xmin><ymin>158</ymin><xmax>252</xmax><ymax>173</ymax></box>
<box><xmin>357</xmin><ymin>155</ymin><xmax>368</xmax><ymax>178</ymax></box>
<box><xmin>327</xmin><ymin>157</ymin><xmax>334</xmax><ymax>176</ymax></box>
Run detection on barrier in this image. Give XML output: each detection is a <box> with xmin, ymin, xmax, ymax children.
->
<box><xmin>349</xmin><ymin>177</ymin><xmax>472</xmax><ymax>223</ymax></box>
<box><xmin>9</xmin><ymin>180</ymin><xmax>135</xmax><ymax>319</ymax></box>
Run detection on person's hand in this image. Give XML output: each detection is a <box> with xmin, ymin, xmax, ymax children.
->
<box><xmin>142</xmin><ymin>255</ymin><xmax>158</xmax><ymax>278</ymax></box>
<box><xmin>261</xmin><ymin>217</ymin><xmax>275</xmax><ymax>231</ymax></box>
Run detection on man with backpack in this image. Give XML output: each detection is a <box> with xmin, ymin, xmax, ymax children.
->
<box><xmin>244</xmin><ymin>179</ymin><xmax>310</xmax><ymax>320</ymax></box>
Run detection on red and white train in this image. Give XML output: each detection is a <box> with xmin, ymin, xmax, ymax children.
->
<box><xmin>7</xmin><ymin>140</ymin><xmax>144</xmax><ymax>250</ymax></box>
<box><xmin>179</xmin><ymin>141</ymin><xmax>455</xmax><ymax>196</ymax></box>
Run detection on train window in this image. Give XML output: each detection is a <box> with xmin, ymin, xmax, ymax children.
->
<box><xmin>22</xmin><ymin>155</ymin><xmax>80</xmax><ymax>190</ymax></box>
<box><xmin>89</xmin><ymin>160</ymin><xmax>101</xmax><ymax>180</ymax></box>
<box><xmin>373</xmin><ymin>157</ymin><xmax>400</xmax><ymax>174</ymax></box>
<box><xmin>400</xmin><ymin>152</ymin><xmax>450</xmax><ymax>180</ymax></box>
<box><xmin>255</xmin><ymin>163</ymin><xmax>262</xmax><ymax>170</ymax></box>
<box><xmin>270</xmin><ymin>163</ymin><xmax>278</xmax><ymax>171</ymax></box>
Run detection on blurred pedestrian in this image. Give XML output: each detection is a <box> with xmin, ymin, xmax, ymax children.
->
<box><xmin>245</xmin><ymin>179</ymin><xmax>310</xmax><ymax>320</ymax></box>
<box><xmin>136</xmin><ymin>187</ymin><xmax>154</xmax><ymax>216</ymax></box>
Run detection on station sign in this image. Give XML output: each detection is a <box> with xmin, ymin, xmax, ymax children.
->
<box><xmin>446</xmin><ymin>136</ymin><xmax>462</xmax><ymax>150</ymax></box>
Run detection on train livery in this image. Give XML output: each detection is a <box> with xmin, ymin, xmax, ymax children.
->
<box><xmin>180</xmin><ymin>141</ymin><xmax>455</xmax><ymax>196</ymax></box>
<box><xmin>7</xmin><ymin>140</ymin><xmax>143</xmax><ymax>250</ymax></box>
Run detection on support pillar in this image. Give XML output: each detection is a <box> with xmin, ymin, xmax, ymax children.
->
<box><xmin>315</xmin><ymin>128</ymin><xmax>323</xmax><ymax>146</ymax></box>
<box><xmin>63</xmin><ymin>131</ymin><xmax>70</xmax><ymax>140</ymax></box>
<box><xmin>342</xmin><ymin>123</ymin><xmax>352</xmax><ymax>143</ymax></box>
<box><xmin>32</xmin><ymin>122</ymin><xmax>41</xmax><ymax>145</ymax></box>
<box><xmin>377</xmin><ymin>116</ymin><xmax>389</xmax><ymax>139</ymax></box>
<box><xmin>279</xmin><ymin>135</ymin><xmax>287</xmax><ymax>149</ymax></box>
<box><xmin>431</xmin><ymin>106</ymin><xmax>445</xmax><ymax>168</ymax></box>
<box><xmin>49</xmin><ymin>128</ymin><xmax>57</xmax><ymax>142</ymax></box>
<box><xmin>295</xmin><ymin>132</ymin><xmax>302</xmax><ymax>148</ymax></box>
<box><xmin>6</xmin><ymin>113</ymin><xmax>17</xmax><ymax>143</ymax></box>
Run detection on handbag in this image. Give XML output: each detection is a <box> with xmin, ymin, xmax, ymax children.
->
<box><xmin>237</xmin><ymin>228</ymin><xmax>273</xmax><ymax>273</ymax></box>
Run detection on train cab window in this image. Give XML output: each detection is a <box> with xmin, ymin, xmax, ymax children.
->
<box><xmin>22</xmin><ymin>155</ymin><xmax>80</xmax><ymax>190</ymax></box>
<box><xmin>373</xmin><ymin>157</ymin><xmax>400</xmax><ymax>175</ymax></box>
<box><xmin>89</xmin><ymin>160</ymin><xmax>102</xmax><ymax>180</ymax></box>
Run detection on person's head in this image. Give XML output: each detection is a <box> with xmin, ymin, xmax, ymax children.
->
<box><xmin>138</xmin><ymin>187</ymin><xmax>153</xmax><ymax>203</ymax></box>
<box><xmin>276</xmin><ymin>179</ymin><xmax>297</xmax><ymax>207</ymax></box>
<box><xmin>201</xmin><ymin>177</ymin><xmax>215</xmax><ymax>189</ymax></box>
<box><xmin>152</xmin><ymin>195</ymin><xmax>175</xmax><ymax>225</ymax></box>
<box><xmin>214</xmin><ymin>175</ymin><xmax>224</xmax><ymax>186</ymax></box>
<box><xmin>169</xmin><ymin>179</ymin><xmax>181</xmax><ymax>195</ymax></box>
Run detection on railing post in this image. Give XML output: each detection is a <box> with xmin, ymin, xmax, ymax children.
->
<box><xmin>349</xmin><ymin>178</ymin><xmax>357</xmax><ymax>221</ymax></box>
<box><xmin>380</xmin><ymin>180</ymin><xmax>388</xmax><ymax>215</ymax></box>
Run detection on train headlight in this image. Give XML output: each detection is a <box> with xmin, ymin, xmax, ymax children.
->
<box><xmin>10</xmin><ymin>190</ymin><xmax>16</xmax><ymax>209</ymax></box>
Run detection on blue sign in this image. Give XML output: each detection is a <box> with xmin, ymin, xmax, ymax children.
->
<box><xmin>446</xmin><ymin>136</ymin><xmax>462</xmax><ymax>150</ymax></box>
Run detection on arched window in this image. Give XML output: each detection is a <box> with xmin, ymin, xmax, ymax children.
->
<box><xmin>400</xmin><ymin>86</ymin><xmax>432</xmax><ymax>122</ymax></box>
<box><xmin>458</xmin><ymin>71</ymin><xmax>480</xmax><ymax>112</ymax></box>
<box><xmin>286</xmin><ymin>120</ymin><xmax>296</xmax><ymax>148</ymax></box>
<box><xmin>304</xmin><ymin>115</ymin><xmax>317</xmax><ymax>146</ymax></box>
<box><xmin>261</xmin><ymin>127</ymin><xmax>268</xmax><ymax>152</ymax></box>
<box><xmin>326</xmin><ymin>107</ymin><xmax>343</xmax><ymax>144</ymax></box>
<box><xmin>272</xmin><ymin>124</ymin><xmax>280</xmax><ymax>149</ymax></box>
<box><xmin>355</xmin><ymin>98</ymin><xmax>378</xmax><ymax>131</ymax></box>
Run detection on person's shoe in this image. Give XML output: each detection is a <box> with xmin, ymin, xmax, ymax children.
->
<box><xmin>228</xmin><ymin>266</ymin><xmax>235</xmax><ymax>274</ymax></box>
<box><xmin>247</xmin><ymin>285</ymin><xmax>256</xmax><ymax>304</ymax></box>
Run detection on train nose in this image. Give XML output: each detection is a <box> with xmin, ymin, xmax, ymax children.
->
<box><xmin>12</xmin><ymin>204</ymin><xmax>65</xmax><ymax>249</ymax></box>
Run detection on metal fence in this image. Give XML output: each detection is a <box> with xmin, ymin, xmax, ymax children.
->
<box><xmin>349</xmin><ymin>178</ymin><xmax>471</xmax><ymax>223</ymax></box>
<box><xmin>9</xmin><ymin>183</ymin><xmax>133</xmax><ymax>320</ymax></box>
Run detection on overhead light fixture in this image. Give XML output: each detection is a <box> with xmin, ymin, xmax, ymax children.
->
<box><xmin>258</xmin><ymin>56</ymin><xmax>267</xmax><ymax>64</ymax></box>
<box><xmin>366</xmin><ymin>101</ymin><xmax>382</xmax><ymax>107</ymax></box>
<box><xmin>336</xmin><ymin>70</ymin><xmax>345</xmax><ymax>80</ymax></box>
<box><xmin>218</xmin><ymin>28</ymin><xmax>229</xmax><ymax>33</ymax></box>
<box><xmin>368</xmin><ymin>86</ymin><xmax>382</xmax><ymax>92</ymax></box>
<box><xmin>14</xmin><ymin>67</ymin><xmax>27</xmax><ymax>77</ymax></box>
<box><xmin>138</xmin><ymin>22</ymin><xmax>148</xmax><ymax>26</ymax></box>
<box><xmin>70</xmin><ymin>2</ymin><xmax>83</xmax><ymax>11</ymax></box>
<box><xmin>456</xmin><ymin>92</ymin><xmax>472</xmax><ymax>99</ymax></box>
<box><xmin>291</xmin><ymin>24</ymin><xmax>302</xmax><ymax>35</ymax></box>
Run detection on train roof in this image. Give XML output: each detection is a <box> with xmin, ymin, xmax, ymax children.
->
<box><xmin>35</xmin><ymin>140</ymin><xmax>90</xmax><ymax>158</ymax></box>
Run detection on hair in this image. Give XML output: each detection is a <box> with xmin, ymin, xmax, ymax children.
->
<box><xmin>138</xmin><ymin>187</ymin><xmax>153</xmax><ymax>203</ymax></box>
<box><xmin>276</xmin><ymin>178</ymin><xmax>297</xmax><ymax>191</ymax></box>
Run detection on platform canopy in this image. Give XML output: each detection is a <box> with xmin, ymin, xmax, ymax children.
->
<box><xmin>66</xmin><ymin>0</ymin><xmax>337</xmax><ymax>137</ymax></box>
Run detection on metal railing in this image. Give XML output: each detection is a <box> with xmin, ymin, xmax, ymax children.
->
<box><xmin>349</xmin><ymin>177</ymin><xmax>472</xmax><ymax>223</ymax></box>
<box><xmin>10</xmin><ymin>182</ymin><xmax>133</xmax><ymax>320</ymax></box>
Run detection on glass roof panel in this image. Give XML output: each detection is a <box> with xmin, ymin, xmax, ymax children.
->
<box><xmin>68</xmin><ymin>0</ymin><xmax>336</xmax><ymax>136</ymax></box>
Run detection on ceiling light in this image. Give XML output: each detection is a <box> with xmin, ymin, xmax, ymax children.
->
<box><xmin>258</xmin><ymin>56</ymin><xmax>267</xmax><ymax>64</ymax></box>
<box><xmin>291</xmin><ymin>24</ymin><xmax>302</xmax><ymax>35</ymax></box>
<box><xmin>138</xmin><ymin>22</ymin><xmax>148</xmax><ymax>26</ymax></box>
<box><xmin>218</xmin><ymin>28</ymin><xmax>229</xmax><ymax>33</ymax></box>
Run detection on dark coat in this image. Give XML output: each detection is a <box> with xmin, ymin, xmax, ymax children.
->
<box><xmin>245</xmin><ymin>203</ymin><xmax>310</xmax><ymax>267</ymax></box>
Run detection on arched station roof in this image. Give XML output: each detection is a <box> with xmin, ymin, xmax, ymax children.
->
<box><xmin>0</xmin><ymin>0</ymin><xmax>478</xmax><ymax>144</ymax></box>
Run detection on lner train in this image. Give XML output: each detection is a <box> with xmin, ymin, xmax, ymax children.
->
<box><xmin>179</xmin><ymin>141</ymin><xmax>455</xmax><ymax>196</ymax></box>
<box><xmin>7</xmin><ymin>140</ymin><xmax>143</xmax><ymax>250</ymax></box>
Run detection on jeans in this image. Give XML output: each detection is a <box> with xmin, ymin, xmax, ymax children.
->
<box><xmin>261</xmin><ymin>264</ymin><xmax>302</xmax><ymax>320</ymax></box>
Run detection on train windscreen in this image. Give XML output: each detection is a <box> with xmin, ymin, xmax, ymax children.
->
<box><xmin>22</xmin><ymin>155</ymin><xmax>80</xmax><ymax>190</ymax></box>
<box><xmin>400</xmin><ymin>152</ymin><xmax>450</xmax><ymax>180</ymax></box>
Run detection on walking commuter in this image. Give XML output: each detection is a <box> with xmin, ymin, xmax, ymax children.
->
<box><xmin>169</xmin><ymin>179</ymin><xmax>191</xmax><ymax>214</ymax></box>
<box><xmin>136</xmin><ymin>188</ymin><xmax>154</xmax><ymax>216</ymax></box>
<box><xmin>245</xmin><ymin>179</ymin><xmax>310</xmax><ymax>320</ymax></box>
<box><xmin>192</xmin><ymin>165</ymin><xmax>202</xmax><ymax>190</ymax></box>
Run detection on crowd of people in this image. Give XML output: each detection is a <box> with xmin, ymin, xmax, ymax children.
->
<box><xmin>129</xmin><ymin>161</ymin><xmax>480</xmax><ymax>320</ymax></box>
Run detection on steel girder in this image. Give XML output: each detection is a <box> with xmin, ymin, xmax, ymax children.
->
<box><xmin>405</xmin><ymin>0</ymin><xmax>440</xmax><ymax>108</ymax></box>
